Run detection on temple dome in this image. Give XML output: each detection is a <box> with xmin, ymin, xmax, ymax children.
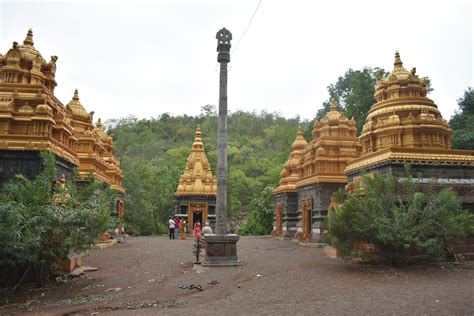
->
<box><xmin>273</xmin><ymin>129</ymin><xmax>307</xmax><ymax>194</ymax></box>
<box><xmin>16</xmin><ymin>29</ymin><xmax>46</xmax><ymax>64</ymax></box>
<box><xmin>291</xmin><ymin>129</ymin><xmax>308</xmax><ymax>151</ymax></box>
<box><xmin>93</xmin><ymin>118</ymin><xmax>110</xmax><ymax>141</ymax></box>
<box><xmin>66</xmin><ymin>89</ymin><xmax>90</xmax><ymax>121</ymax></box>
<box><xmin>359</xmin><ymin>51</ymin><xmax>452</xmax><ymax>154</ymax></box>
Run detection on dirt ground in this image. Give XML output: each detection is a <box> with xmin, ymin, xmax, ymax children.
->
<box><xmin>1</xmin><ymin>236</ymin><xmax>473</xmax><ymax>315</ymax></box>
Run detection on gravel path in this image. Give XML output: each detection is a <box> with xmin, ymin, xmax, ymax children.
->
<box><xmin>1</xmin><ymin>236</ymin><xmax>473</xmax><ymax>315</ymax></box>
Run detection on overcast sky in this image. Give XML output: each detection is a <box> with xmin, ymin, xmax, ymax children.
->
<box><xmin>1</xmin><ymin>0</ymin><xmax>472</xmax><ymax>123</ymax></box>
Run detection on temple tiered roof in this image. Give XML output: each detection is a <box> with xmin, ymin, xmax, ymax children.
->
<box><xmin>272</xmin><ymin>129</ymin><xmax>307</xmax><ymax>194</ymax></box>
<box><xmin>346</xmin><ymin>51</ymin><xmax>474</xmax><ymax>174</ymax></box>
<box><xmin>297</xmin><ymin>102</ymin><xmax>362</xmax><ymax>187</ymax></box>
<box><xmin>0</xmin><ymin>29</ymin><xmax>124</xmax><ymax>193</ymax></box>
<box><xmin>176</xmin><ymin>126</ymin><xmax>217</xmax><ymax>196</ymax></box>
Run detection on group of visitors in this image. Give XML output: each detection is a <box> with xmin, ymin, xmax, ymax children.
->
<box><xmin>168</xmin><ymin>216</ymin><xmax>202</xmax><ymax>240</ymax></box>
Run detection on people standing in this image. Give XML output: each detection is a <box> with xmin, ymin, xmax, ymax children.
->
<box><xmin>168</xmin><ymin>217</ymin><xmax>175</xmax><ymax>239</ymax></box>
<box><xmin>193</xmin><ymin>221</ymin><xmax>201</xmax><ymax>241</ymax></box>
<box><xmin>174</xmin><ymin>217</ymin><xmax>180</xmax><ymax>238</ymax></box>
<box><xmin>180</xmin><ymin>219</ymin><xmax>187</xmax><ymax>240</ymax></box>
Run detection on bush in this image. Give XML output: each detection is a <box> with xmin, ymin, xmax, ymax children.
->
<box><xmin>0</xmin><ymin>152</ymin><xmax>117</xmax><ymax>286</ymax></box>
<box><xmin>237</xmin><ymin>185</ymin><xmax>274</xmax><ymax>235</ymax></box>
<box><xmin>329</xmin><ymin>171</ymin><xmax>474</xmax><ymax>266</ymax></box>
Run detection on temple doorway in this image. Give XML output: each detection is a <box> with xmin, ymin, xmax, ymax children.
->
<box><xmin>187</xmin><ymin>202</ymin><xmax>208</xmax><ymax>231</ymax></box>
<box><xmin>193</xmin><ymin>210</ymin><xmax>202</xmax><ymax>228</ymax></box>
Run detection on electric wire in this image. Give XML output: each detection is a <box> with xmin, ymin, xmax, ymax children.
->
<box><xmin>231</xmin><ymin>0</ymin><xmax>262</xmax><ymax>57</ymax></box>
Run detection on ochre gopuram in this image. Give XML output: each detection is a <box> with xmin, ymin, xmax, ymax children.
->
<box><xmin>175</xmin><ymin>126</ymin><xmax>217</xmax><ymax>231</ymax></box>
<box><xmin>273</xmin><ymin>103</ymin><xmax>362</xmax><ymax>241</ymax></box>
<box><xmin>0</xmin><ymin>29</ymin><xmax>125</xmax><ymax>217</ymax></box>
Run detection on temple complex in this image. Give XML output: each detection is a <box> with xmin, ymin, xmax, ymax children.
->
<box><xmin>345</xmin><ymin>52</ymin><xmax>474</xmax><ymax>212</ymax></box>
<box><xmin>0</xmin><ymin>29</ymin><xmax>125</xmax><ymax>217</ymax></box>
<box><xmin>175</xmin><ymin>126</ymin><xmax>217</xmax><ymax>231</ymax></box>
<box><xmin>273</xmin><ymin>51</ymin><xmax>474</xmax><ymax>242</ymax></box>
<box><xmin>273</xmin><ymin>104</ymin><xmax>362</xmax><ymax>241</ymax></box>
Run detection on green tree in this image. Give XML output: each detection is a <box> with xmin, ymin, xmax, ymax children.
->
<box><xmin>450</xmin><ymin>87</ymin><xmax>474</xmax><ymax>150</ymax></box>
<box><xmin>237</xmin><ymin>185</ymin><xmax>275</xmax><ymax>235</ymax></box>
<box><xmin>329</xmin><ymin>171</ymin><xmax>473</xmax><ymax>266</ymax></box>
<box><xmin>0</xmin><ymin>153</ymin><xmax>116</xmax><ymax>286</ymax></box>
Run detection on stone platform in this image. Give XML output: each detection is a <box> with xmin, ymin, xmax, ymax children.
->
<box><xmin>202</xmin><ymin>234</ymin><xmax>241</xmax><ymax>266</ymax></box>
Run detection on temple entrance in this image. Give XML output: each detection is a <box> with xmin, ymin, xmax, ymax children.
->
<box><xmin>187</xmin><ymin>202</ymin><xmax>208</xmax><ymax>231</ymax></box>
<box><xmin>193</xmin><ymin>210</ymin><xmax>202</xmax><ymax>228</ymax></box>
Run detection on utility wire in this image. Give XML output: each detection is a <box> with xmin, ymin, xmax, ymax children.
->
<box><xmin>231</xmin><ymin>0</ymin><xmax>262</xmax><ymax>57</ymax></box>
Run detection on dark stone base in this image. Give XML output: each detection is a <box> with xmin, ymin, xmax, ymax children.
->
<box><xmin>202</xmin><ymin>234</ymin><xmax>241</xmax><ymax>266</ymax></box>
<box><xmin>0</xmin><ymin>150</ymin><xmax>76</xmax><ymax>187</ymax></box>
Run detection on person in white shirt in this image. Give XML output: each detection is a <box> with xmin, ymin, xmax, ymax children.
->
<box><xmin>168</xmin><ymin>217</ymin><xmax>176</xmax><ymax>239</ymax></box>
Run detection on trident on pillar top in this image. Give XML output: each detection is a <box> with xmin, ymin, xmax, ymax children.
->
<box><xmin>216</xmin><ymin>28</ymin><xmax>232</xmax><ymax>63</ymax></box>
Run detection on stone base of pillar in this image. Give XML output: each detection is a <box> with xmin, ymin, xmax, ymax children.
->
<box><xmin>201</xmin><ymin>234</ymin><xmax>241</xmax><ymax>266</ymax></box>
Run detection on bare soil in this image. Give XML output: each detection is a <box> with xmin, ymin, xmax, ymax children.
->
<box><xmin>1</xmin><ymin>236</ymin><xmax>473</xmax><ymax>315</ymax></box>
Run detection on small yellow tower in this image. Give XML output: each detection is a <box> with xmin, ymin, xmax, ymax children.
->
<box><xmin>175</xmin><ymin>126</ymin><xmax>217</xmax><ymax>231</ymax></box>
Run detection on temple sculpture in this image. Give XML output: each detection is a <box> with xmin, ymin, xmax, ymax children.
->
<box><xmin>175</xmin><ymin>125</ymin><xmax>217</xmax><ymax>231</ymax></box>
<box><xmin>0</xmin><ymin>29</ymin><xmax>125</xmax><ymax>217</ymax></box>
<box><xmin>273</xmin><ymin>105</ymin><xmax>362</xmax><ymax>241</ymax></box>
<box><xmin>273</xmin><ymin>51</ymin><xmax>474</xmax><ymax>242</ymax></box>
<box><xmin>345</xmin><ymin>51</ymin><xmax>474</xmax><ymax>212</ymax></box>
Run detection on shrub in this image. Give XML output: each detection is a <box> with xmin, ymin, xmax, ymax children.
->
<box><xmin>328</xmin><ymin>171</ymin><xmax>474</xmax><ymax>266</ymax></box>
<box><xmin>0</xmin><ymin>152</ymin><xmax>117</xmax><ymax>286</ymax></box>
<box><xmin>238</xmin><ymin>185</ymin><xmax>274</xmax><ymax>235</ymax></box>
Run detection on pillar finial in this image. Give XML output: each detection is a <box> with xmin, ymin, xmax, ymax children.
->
<box><xmin>216</xmin><ymin>27</ymin><xmax>232</xmax><ymax>63</ymax></box>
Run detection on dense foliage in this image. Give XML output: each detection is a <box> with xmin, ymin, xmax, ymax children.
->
<box><xmin>0</xmin><ymin>153</ymin><xmax>117</xmax><ymax>286</ymax></box>
<box><xmin>237</xmin><ymin>185</ymin><xmax>275</xmax><ymax>235</ymax></box>
<box><xmin>450</xmin><ymin>87</ymin><xmax>474</xmax><ymax>150</ymax></box>
<box><xmin>329</xmin><ymin>171</ymin><xmax>474</xmax><ymax>266</ymax></box>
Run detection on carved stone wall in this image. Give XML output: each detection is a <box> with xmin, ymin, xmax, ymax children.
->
<box><xmin>272</xmin><ymin>192</ymin><xmax>298</xmax><ymax>238</ymax></box>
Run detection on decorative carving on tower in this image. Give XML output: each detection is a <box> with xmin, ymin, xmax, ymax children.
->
<box><xmin>272</xmin><ymin>130</ymin><xmax>307</xmax><ymax>195</ymax></box>
<box><xmin>359</xmin><ymin>51</ymin><xmax>452</xmax><ymax>155</ymax></box>
<box><xmin>296</xmin><ymin>101</ymin><xmax>362</xmax><ymax>187</ymax></box>
<box><xmin>0</xmin><ymin>29</ymin><xmax>124</xmax><ymax>201</ymax></box>
<box><xmin>175</xmin><ymin>126</ymin><xmax>217</xmax><ymax>196</ymax></box>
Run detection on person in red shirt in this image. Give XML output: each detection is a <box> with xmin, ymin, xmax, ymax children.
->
<box><xmin>193</xmin><ymin>222</ymin><xmax>201</xmax><ymax>240</ymax></box>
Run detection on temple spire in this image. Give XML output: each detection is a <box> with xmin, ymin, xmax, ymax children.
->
<box><xmin>73</xmin><ymin>89</ymin><xmax>79</xmax><ymax>100</ymax></box>
<box><xmin>394</xmin><ymin>50</ymin><xmax>403</xmax><ymax>68</ymax></box>
<box><xmin>23</xmin><ymin>28</ymin><xmax>34</xmax><ymax>46</ymax></box>
<box><xmin>97</xmin><ymin>118</ymin><xmax>102</xmax><ymax>127</ymax></box>
<box><xmin>330</xmin><ymin>99</ymin><xmax>337</xmax><ymax>111</ymax></box>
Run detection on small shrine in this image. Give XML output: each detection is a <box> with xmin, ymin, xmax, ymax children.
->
<box><xmin>271</xmin><ymin>130</ymin><xmax>307</xmax><ymax>238</ymax></box>
<box><xmin>273</xmin><ymin>104</ymin><xmax>362</xmax><ymax>241</ymax></box>
<box><xmin>175</xmin><ymin>126</ymin><xmax>217</xmax><ymax>231</ymax></box>
<box><xmin>0</xmin><ymin>29</ymin><xmax>125</xmax><ymax>217</ymax></box>
<box><xmin>345</xmin><ymin>52</ymin><xmax>474</xmax><ymax>212</ymax></box>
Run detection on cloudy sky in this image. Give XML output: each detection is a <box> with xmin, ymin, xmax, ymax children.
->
<box><xmin>0</xmin><ymin>0</ymin><xmax>472</xmax><ymax>123</ymax></box>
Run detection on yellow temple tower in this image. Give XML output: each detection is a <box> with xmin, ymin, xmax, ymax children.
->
<box><xmin>175</xmin><ymin>126</ymin><xmax>217</xmax><ymax>231</ymax></box>
<box><xmin>0</xmin><ymin>29</ymin><xmax>125</xmax><ymax>217</ymax></box>
<box><xmin>272</xmin><ymin>130</ymin><xmax>307</xmax><ymax>238</ymax></box>
<box><xmin>345</xmin><ymin>51</ymin><xmax>474</xmax><ymax>212</ymax></box>
<box><xmin>273</xmin><ymin>104</ymin><xmax>362</xmax><ymax>241</ymax></box>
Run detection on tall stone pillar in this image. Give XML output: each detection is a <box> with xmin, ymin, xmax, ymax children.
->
<box><xmin>215</xmin><ymin>27</ymin><xmax>231</xmax><ymax>236</ymax></box>
<box><xmin>202</xmin><ymin>28</ymin><xmax>240</xmax><ymax>266</ymax></box>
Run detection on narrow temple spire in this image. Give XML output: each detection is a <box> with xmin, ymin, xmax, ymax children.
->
<box><xmin>23</xmin><ymin>28</ymin><xmax>34</xmax><ymax>46</ymax></box>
